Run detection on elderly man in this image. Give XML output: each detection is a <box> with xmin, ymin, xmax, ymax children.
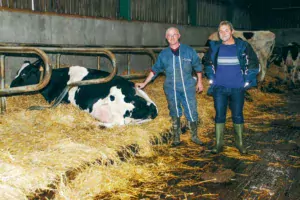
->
<box><xmin>135</xmin><ymin>27</ymin><xmax>204</xmax><ymax>146</ymax></box>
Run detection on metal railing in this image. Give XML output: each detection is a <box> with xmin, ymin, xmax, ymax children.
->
<box><xmin>0</xmin><ymin>47</ymin><xmax>51</xmax><ymax>113</ymax></box>
<box><xmin>38</xmin><ymin>47</ymin><xmax>157</xmax><ymax>80</ymax></box>
<box><xmin>0</xmin><ymin>43</ymin><xmax>208</xmax><ymax>76</ymax></box>
<box><xmin>0</xmin><ymin>47</ymin><xmax>118</xmax><ymax>113</ymax></box>
<box><xmin>0</xmin><ymin>44</ymin><xmax>208</xmax><ymax>113</ymax></box>
<box><xmin>0</xmin><ymin>42</ymin><xmax>159</xmax><ymax>78</ymax></box>
<box><xmin>35</xmin><ymin>48</ymin><xmax>118</xmax><ymax>87</ymax></box>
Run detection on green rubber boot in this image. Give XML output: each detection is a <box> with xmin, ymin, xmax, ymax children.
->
<box><xmin>171</xmin><ymin>117</ymin><xmax>181</xmax><ymax>146</ymax></box>
<box><xmin>189</xmin><ymin>121</ymin><xmax>203</xmax><ymax>145</ymax></box>
<box><xmin>234</xmin><ymin>123</ymin><xmax>247</xmax><ymax>154</ymax></box>
<box><xmin>211</xmin><ymin>123</ymin><xmax>225</xmax><ymax>154</ymax></box>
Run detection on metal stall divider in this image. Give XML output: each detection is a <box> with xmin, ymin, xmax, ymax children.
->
<box><xmin>0</xmin><ymin>47</ymin><xmax>118</xmax><ymax>113</ymax></box>
<box><xmin>0</xmin><ymin>47</ymin><xmax>51</xmax><ymax>113</ymax></box>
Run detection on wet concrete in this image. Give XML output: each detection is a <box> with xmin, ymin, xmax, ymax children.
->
<box><xmin>132</xmin><ymin>91</ymin><xmax>300</xmax><ymax>200</ymax></box>
<box><xmin>203</xmin><ymin>92</ymin><xmax>300</xmax><ymax>200</ymax></box>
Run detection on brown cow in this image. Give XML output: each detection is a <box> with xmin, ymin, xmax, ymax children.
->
<box><xmin>207</xmin><ymin>31</ymin><xmax>275</xmax><ymax>81</ymax></box>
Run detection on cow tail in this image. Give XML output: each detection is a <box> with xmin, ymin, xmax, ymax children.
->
<box><xmin>28</xmin><ymin>86</ymin><xmax>70</xmax><ymax>110</ymax></box>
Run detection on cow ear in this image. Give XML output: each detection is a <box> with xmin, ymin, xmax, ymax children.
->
<box><xmin>31</xmin><ymin>59</ymin><xmax>44</xmax><ymax>68</ymax></box>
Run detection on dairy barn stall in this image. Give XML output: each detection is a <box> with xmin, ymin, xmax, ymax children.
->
<box><xmin>0</xmin><ymin>0</ymin><xmax>300</xmax><ymax>199</ymax></box>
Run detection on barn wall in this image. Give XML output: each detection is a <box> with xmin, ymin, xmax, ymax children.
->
<box><xmin>270</xmin><ymin>28</ymin><xmax>300</xmax><ymax>47</ymax></box>
<box><xmin>0</xmin><ymin>10</ymin><xmax>216</xmax><ymax>84</ymax></box>
<box><xmin>0</xmin><ymin>10</ymin><xmax>215</xmax><ymax>46</ymax></box>
<box><xmin>0</xmin><ymin>0</ymin><xmax>252</xmax><ymax>29</ymax></box>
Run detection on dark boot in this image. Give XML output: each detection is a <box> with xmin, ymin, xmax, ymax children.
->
<box><xmin>189</xmin><ymin>121</ymin><xmax>203</xmax><ymax>145</ymax></box>
<box><xmin>211</xmin><ymin>123</ymin><xmax>225</xmax><ymax>154</ymax></box>
<box><xmin>171</xmin><ymin>117</ymin><xmax>181</xmax><ymax>146</ymax></box>
<box><xmin>234</xmin><ymin>123</ymin><xmax>247</xmax><ymax>154</ymax></box>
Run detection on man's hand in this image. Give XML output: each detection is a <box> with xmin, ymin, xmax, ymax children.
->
<box><xmin>135</xmin><ymin>71</ymin><xmax>154</xmax><ymax>89</ymax></box>
<box><xmin>196</xmin><ymin>82</ymin><xmax>204</xmax><ymax>93</ymax></box>
<box><xmin>135</xmin><ymin>83</ymin><xmax>146</xmax><ymax>89</ymax></box>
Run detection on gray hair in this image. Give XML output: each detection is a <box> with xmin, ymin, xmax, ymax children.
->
<box><xmin>165</xmin><ymin>27</ymin><xmax>180</xmax><ymax>35</ymax></box>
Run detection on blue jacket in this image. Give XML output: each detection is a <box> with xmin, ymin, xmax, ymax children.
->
<box><xmin>151</xmin><ymin>44</ymin><xmax>202</xmax><ymax>90</ymax></box>
<box><xmin>204</xmin><ymin>37</ymin><xmax>259</xmax><ymax>93</ymax></box>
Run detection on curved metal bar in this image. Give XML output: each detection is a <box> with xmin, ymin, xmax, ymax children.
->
<box><xmin>105</xmin><ymin>47</ymin><xmax>157</xmax><ymax>63</ymax></box>
<box><xmin>144</xmin><ymin>49</ymin><xmax>157</xmax><ymax>65</ymax></box>
<box><xmin>0</xmin><ymin>55</ymin><xmax>6</xmax><ymax>113</ymax></box>
<box><xmin>121</xmin><ymin>74</ymin><xmax>148</xmax><ymax>80</ymax></box>
<box><xmin>0</xmin><ymin>47</ymin><xmax>51</xmax><ymax>97</ymax></box>
<box><xmin>38</xmin><ymin>48</ymin><xmax>117</xmax><ymax>87</ymax></box>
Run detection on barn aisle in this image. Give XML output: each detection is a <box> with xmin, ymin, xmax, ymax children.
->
<box><xmin>134</xmin><ymin>89</ymin><xmax>300</xmax><ymax>200</ymax></box>
<box><xmin>98</xmin><ymin>86</ymin><xmax>300</xmax><ymax>199</ymax></box>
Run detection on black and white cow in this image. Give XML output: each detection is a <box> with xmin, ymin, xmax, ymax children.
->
<box><xmin>10</xmin><ymin>60</ymin><xmax>158</xmax><ymax>127</ymax></box>
<box><xmin>269</xmin><ymin>42</ymin><xmax>300</xmax><ymax>83</ymax></box>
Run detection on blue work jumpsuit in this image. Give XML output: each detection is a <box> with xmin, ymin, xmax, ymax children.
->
<box><xmin>151</xmin><ymin>44</ymin><xmax>202</xmax><ymax>122</ymax></box>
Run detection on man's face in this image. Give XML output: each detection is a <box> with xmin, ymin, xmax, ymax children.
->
<box><xmin>165</xmin><ymin>29</ymin><xmax>181</xmax><ymax>46</ymax></box>
<box><xmin>219</xmin><ymin>25</ymin><xmax>234</xmax><ymax>42</ymax></box>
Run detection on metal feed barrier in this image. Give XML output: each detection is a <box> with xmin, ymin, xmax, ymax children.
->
<box><xmin>0</xmin><ymin>44</ymin><xmax>208</xmax><ymax>114</ymax></box>
<box><xmin>0</xmin><ymin>47</ymin><xmax>117</xmax><ymax>113</ymax></box>
<box><xmin>0</xmin><ymin>47</ymin><xmax>51</xmax><ymax>113</ymax></box>
<box><xmin>37</xmin><ymin>47</ymin><xmax>156</xmax><ymax>80</ymax></box>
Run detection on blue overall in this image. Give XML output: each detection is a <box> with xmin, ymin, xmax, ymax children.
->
<box><xmin>151</xmin><ymin>44</ymin><xmax>202</xmax><ymax>122</ymax></box>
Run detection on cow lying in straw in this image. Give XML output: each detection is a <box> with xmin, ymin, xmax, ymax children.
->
<box><xmin>10</xmin><ymin>60</ymin><xmax>158</xmax><ymax>127</ymax></box>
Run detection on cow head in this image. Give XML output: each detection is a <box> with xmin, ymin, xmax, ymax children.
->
<box><xmin>10</xmin><ymin>60</ymin><xmax>43</xmax><ymax>88</ymax></box>
<box><xmin>129</xmin><ymin>87</ymin><xmax>158</xmax><ymax>120</ymax></box>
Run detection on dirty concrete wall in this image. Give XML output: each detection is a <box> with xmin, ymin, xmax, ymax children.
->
<box><xmin>0</xmin><ymin>10</ymin><xmax>216</xmax><ymax>84</ymax></box>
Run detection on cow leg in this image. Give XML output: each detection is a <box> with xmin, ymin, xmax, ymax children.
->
<box><xmin>292</xmin><ymin>57</ymin><xmax>300</xmax><ymax>83</ymax></box>
<box><xmin>291</xmin><ymin>66</ymin><xmax>296</xmax><ymax>84</ymax></box>
<box><xmin>281</xmin><ymin>62</ymin><xmax>288</xmax><ymax>82</ymax></box>
<box><xmin>259</xmin><ymin>58</ymin><xmax>267</xmax><ymax>82</ymax></box>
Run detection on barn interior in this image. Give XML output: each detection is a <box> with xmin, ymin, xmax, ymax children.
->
<box><xmin>0</xmin><ymin>0</ymin><xmax>300</xmax><ymax>199</ymax></box>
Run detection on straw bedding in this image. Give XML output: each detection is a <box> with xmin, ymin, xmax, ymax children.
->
<box><xmin>0</xmin><ymin>74</ymin><xmax>286</xmax><ymax>199</ymax></box>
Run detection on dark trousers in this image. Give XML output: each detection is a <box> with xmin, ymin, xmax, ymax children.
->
<box><xmin>213</xmin><ymin>86</ymin><xmax>245</xmax><ymax>124</ymax></box>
